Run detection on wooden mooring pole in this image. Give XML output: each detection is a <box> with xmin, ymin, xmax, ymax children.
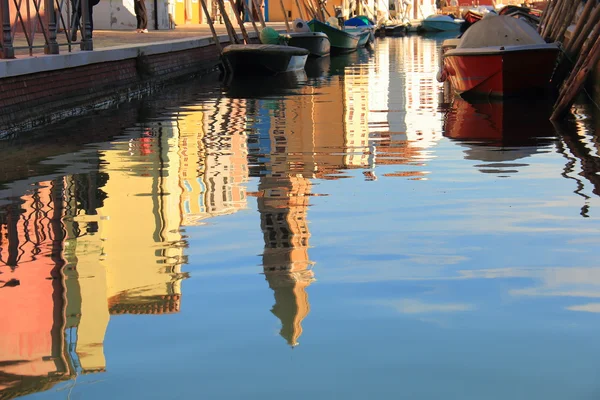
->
<box><xmin>229</xmin><ymin>0</ymin><xmax>251</xmax><ymax>43</ymax></box>
<box><xmin>551</xmin><ymin>34</ymin><xmax>600</xmax><ymax>120</ymax></box>
<box><xmin>543</xmin><ymin>0</ymin><xmax>600</xmax><ymax>120</ymax></box>
<box><xmin>241</xmin><ymin>0</ymin><xmax>261</xmax><ymax>37</ymax></box>
<box><xmin>251</xmin><ymin>0</ymin><xmax>267</xmax><ymax>28</ymax></box>
<box><xmin>199</xmin><ymin>0</ymin><xmax>230</xmax><ymax>73</ymax></box>
<box><xmin>279</xmin><ymin>0</ymin><xmax>292</xmax><ymax>32</ymax></box>
<box><xmin>216</xmin><ymin>0</ymin><xmax>242</xmax><ymax>44</ymax></box>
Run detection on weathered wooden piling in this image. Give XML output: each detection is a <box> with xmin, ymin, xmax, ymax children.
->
<box><xmin>241</xmin><ymin>0</ymin><xmax>261</xmax><ymax>36</ymax></box>
<box><xmin>295</xmin><ymin>0</ymin><xmax>307</xmax><ymax>21</ymax></box>
<box><xmin>542</xmin><ymin>0</ymin><xmax>600</xmax><ymax>119</ymax></box>
<box><xmin>279</xmin><ymin>0</ymin><xmax>292</xmax><ymax>32</ymax></box>
<box><xmin>229</xmin><ymin>0</ymin><xmax>251</xmax><ymax>43</ymax></box>
<box><xmin>216</xmin><ymin>0</ymin><xmax>241</xmax><ymax>44</ymax></box>
<box><xmin>552</xmin><ymin>34</ymin><xmax>600</xmax><ymax>120</ymax></box>
<box><xmin>251</xmin><ymin>0</ymin><xmax>267</xmax><ymax>27</ymax></box>
<box><xmin>199</xmin><ymin>0</ymin><xmax>232</xmax><ymax>75</ymax></box>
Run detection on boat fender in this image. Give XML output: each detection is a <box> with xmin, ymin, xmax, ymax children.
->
<box><xmin>293</xmin><ymin>18</ymin><xmax>310</xmax><ymax>32</ymax></box>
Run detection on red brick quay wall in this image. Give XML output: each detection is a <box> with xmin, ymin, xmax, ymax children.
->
<box><xmin>0</xmin><ymin>33</ymin><xmax>253</xmax><ymax>139</ymax></box>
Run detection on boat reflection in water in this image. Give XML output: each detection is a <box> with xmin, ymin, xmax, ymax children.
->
<box><xmin>224</xmin><ymin>70</ymin><xmax>308</xmax><ymax>98</ymax></box>
<box><xmin>442</xmin><ymin>96</ymin><xmax>557</xmax><ymax>172</ymax></box>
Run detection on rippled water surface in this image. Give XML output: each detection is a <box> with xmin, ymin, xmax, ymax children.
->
<box><xmin>2</xmin><ymin>35</ymin><xmax>600</xmax><ymax>400</ymax></box>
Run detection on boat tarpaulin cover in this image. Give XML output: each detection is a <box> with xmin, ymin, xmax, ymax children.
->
<box><xmin>458</xmin><ymin>14</ymin><xmax>545</xmax><ymax>48</ymax></box>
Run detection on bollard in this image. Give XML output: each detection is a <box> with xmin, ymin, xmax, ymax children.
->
<box><xmin>80</xmin><ymin>0</ymin><xmax>93</xmax><ymax>50</ymax></box>
<box><xmin>45</xmin><ymin>0</ymin><xmax>59</xmax><ymax>54</ymax></box>
<box><xmin>0</xmin><ymin>0</ymin><xmax>14</xmax><ymax>58</ymax></box>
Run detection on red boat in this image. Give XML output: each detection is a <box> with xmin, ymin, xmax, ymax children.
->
<box><xmin>462</xmin><ymin>9</ymin><xmax>484</xmax><ymax>24</ymax></box>
<box><xmin>437</xmin><ymin>14</ymin><xmax>559</xmax><ymax>97</ymax></box>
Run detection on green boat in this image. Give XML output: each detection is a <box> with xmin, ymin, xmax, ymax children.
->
<box><xmin>307</xmin><ymin>19</ymin><xmax>359</xmax><ymax>54</ymax></box>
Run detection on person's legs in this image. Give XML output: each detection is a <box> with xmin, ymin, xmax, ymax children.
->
<box><xmin>134</xmin><ymin>0</ymin><xmax>143</xmax><ymax>29</ymax></box>
<box><xmin>88</xmin><ymin>0</ymin><xmax>94</xmax><ymax>36</ymax></box>
<box><xmin>70</xmin><ymin>0</ymin><xmax>81</xmax><ymax>41</ymax></box>
<box><xmin>139</xmin><ymin>0</ymin><xmax>148</xmax><ymax>30</ymax></box>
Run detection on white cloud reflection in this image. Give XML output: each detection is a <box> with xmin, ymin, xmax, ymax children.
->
<box><xmin>373</xmin><ymin>299</ymin><xmax>475</xmax><ymax>314</ymax></box>
<box><xmin>566</xmin><ymin>303</ymin><xmax>600</xmax><ymax>313</ymax></box>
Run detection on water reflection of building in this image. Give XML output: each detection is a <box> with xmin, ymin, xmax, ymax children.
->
<box><xmin>402</xmin><ymin>35</ymin><xmax>443</xmax><ymax>151</ymax></box>
<box><xmin>177</xmin><ymin>99</ymin><xmax>249</xmax><ymax>226</ymax></box>
<box><xmin>0</xmin><ymin>176</ymin><xmax>104</xmax><ymax>398</ymax></box>
<box><xmin>363</xmin><ymin>38</ymin><xmax>433</xmax><ymax>180</ymax></box>
<box><xmin>0</xmin><ymin>98</ymin><xmax>248</xmax><ymax>398</ymax></box>
<box><xmin>252</xmin><ymin>98</ymin><xmax>316</xmax><ymax>348</ymax></box>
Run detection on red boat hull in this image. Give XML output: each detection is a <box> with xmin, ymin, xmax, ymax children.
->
<box><xmin>443</xmin><ymin>47</ymin><xmax>559</xmax><ymax>97</ymax></box>
<box><xmin>462</xmin><ymin>10</ymin><xmax>483</xmax><ymax>24</ymax></box>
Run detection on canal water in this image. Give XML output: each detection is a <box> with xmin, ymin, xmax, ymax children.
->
<box><xmin>2</xmin><ymin>34</ymin><xmax>600</xmax><ymax>400</ymax></box>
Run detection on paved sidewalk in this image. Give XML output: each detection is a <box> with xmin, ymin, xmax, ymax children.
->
<box><xmin>10</xmin><ymin>22</ymin><xmax>287</xmax><ymax>58</ymax></box>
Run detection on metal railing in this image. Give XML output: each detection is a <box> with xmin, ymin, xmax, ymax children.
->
<box><xmin>0</xmin><ymin>0</ymin><xmax>92</xmax><ymax>59</ymax></box>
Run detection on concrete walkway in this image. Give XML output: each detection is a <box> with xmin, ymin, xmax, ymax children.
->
<box><xmin>10</xmin><ymin>23</ymin><xmax>288</xmax><ymax>58</ymax></box>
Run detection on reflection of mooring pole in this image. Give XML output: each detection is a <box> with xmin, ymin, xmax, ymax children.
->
<box><xmin>49</xmin><ymin>178</ymin><xmax>69</xmax><ymax>375</ymax></box>
<box><xmin>555</xmin><ymin>137</ymin><xmax>590</xmax><ymax>218</ymax></box>
<box><xmin>5</xmin><ymin>200</ymin><xmax>20</xmax><ymax>267</ymax></box>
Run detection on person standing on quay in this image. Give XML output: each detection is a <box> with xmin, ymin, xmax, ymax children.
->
<box><xmin>70</xmin><ymin>0</ymin><xmax>100</xmax><ymax>41</ymax></box>
<box><xmin>135</xmin><ymin>0</ymin><xmax>149</xmax><ymax>33</ymax></box>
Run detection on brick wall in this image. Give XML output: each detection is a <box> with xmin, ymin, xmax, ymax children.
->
<box><xmin>0</xmin><ymin>41</ymin><xmax>233</xmax><ymax>138</ymax></box>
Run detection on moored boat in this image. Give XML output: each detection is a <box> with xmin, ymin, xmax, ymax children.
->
<box><xmin>287</xmin><ymin>31</ymin><xmax>331</xmax><ymax>57</ymax></box>
<box><xmin>222</xmin><ymin>44</ymin><xmax>309</xmax><ymax>76</ymax></box>
<box><xmin>345</xmin><ymin>16</ymin><xmax>376</xmax><ymax>44</ymax></box>
<box><xmin>384</xmin><ymin>23</ymin><xmax>408</xmax><ymax>36</ymax></box>
<box><xmin>345</xmin><ymin>27</ymin><xmax>372</xmax><ymax>47</ymax></box>
<box><xmin>437</xmin><ymin>14</ymin><xmax>560</xmax><ymax>97</ymax></box>
<box><xmin>420</xmin><ymin>14</ymin><xmax>462</xmax><ymax>32</ymax></box>
<box><xmin>308</xmin><ymin>19</ymin><xmax>360</xmax><ymax>53</ymax></box>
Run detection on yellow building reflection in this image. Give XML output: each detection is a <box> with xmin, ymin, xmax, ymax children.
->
<box><xmin>177</xmin><ymin>99</ymin><xmax>249</xmax><ymax>226</ymax></box>
<box><xmin>0</xmin><ymin>98</ymin><xmax>248</xmax><ymax>399</ymax></box>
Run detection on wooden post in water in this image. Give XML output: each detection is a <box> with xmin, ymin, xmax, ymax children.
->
<box><xmin>552</xmin><ymin>35</ymin><xmax>600</xmax><ymax>120</ymax></box>
<box><xmin>303</xmin><ymin>0</ymin><xmax>317</xmax><ymax>19</ymax></box>
<box><xmin>199</xmin><ymin>0</ymin><xmax>224</xmax><ymax>55</ymax></box>
<box><xmin>251</xmin><ymin>0</ymin><xmax>267</xmax><ymax>27</ymax></box>
<box><xmin>566</xmin><ymin>4</ymin><xmax>600</xmax><ymax>58</ymax></box>
<box><xmin>311</xmin><ymin>0</ymin><xmax>325</xmax><ymax>21</ymax></box>
<box><xmin>279</xmin><ymin>0</ymin><xmax>292</xmax><ymax>32</ymax></box>
<box><xmin>216</xmin><ymin>0</ymin><xmax>241</xmax><ymax>44</ymax></box>
<box><xmin>541</xmin><ymin>0</ymin><xmax>565</xmax><ymax>40</ymax></box>
<box><xmin>551</xmin><ymin>2</ymin><xmax>600</xmax><ymax>89</ymax></box>
<box><xmin>565</xmin><ymin>1</ymin><xmax>597</xmax><ymax>54</ymax></box>
<box><xmin>241</xmin><ymin>0</ymin><xmax>261</xmax><ymax>37</ymax></box>
<box><xmin>554</xmin><ymin>0</ymin><xmax>580</xmax><ymax>44</ymax></box>
<box><xmin>295</xmin><ymin>0</ymin><xmax>306</xmax><ymax>21</ymax></box>
<box><xmin>548</xmin><ymin>0</ymin><xmax>572</xmax><ymax>41</ymax></box>
<box><xmin>559</xmin><ymin>22</ymin><xmax>600</xmax><ymax>95</ymax></box>
<box><xmin>538</xmin><ymin>0</ymin><xmax>555</xmax><ymax>33</ymax></box>
<box><xmin>305</xmin><ymin>0</ymin><xmax>317</xmax><ymax>20</ymax></box>
<box><xmin>229</xmin><ymin>0</ymin><xmax>251</xmax><ymax>43</ymax></box>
